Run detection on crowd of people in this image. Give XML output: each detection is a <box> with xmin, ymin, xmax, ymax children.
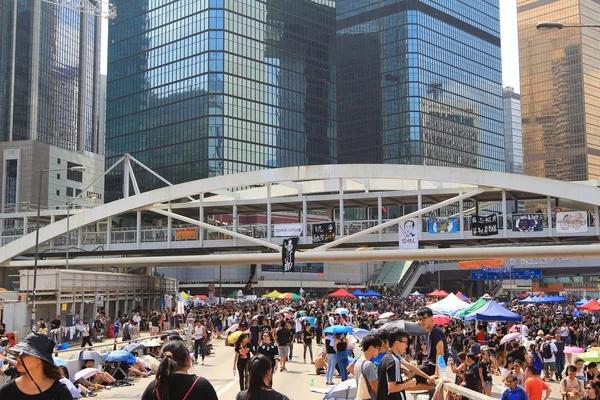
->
<box><xmin>1</xmin><ymin>291</ymin><xmax>600</xmax><ymax>400</ymax></box>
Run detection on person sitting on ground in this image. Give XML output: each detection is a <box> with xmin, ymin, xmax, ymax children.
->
<box><xmin>315</xmin><ymin>351</ymin><xmax>327</xmax><ymax>375</ymax></box>
<box><xmin>59</xmin><ymin>366</ymin><xmax>89</xmax><ymax>398</ymax></box>
<box><xmin>82</xmin><ymin>359</ymin><xmax>116</xmax><ymax>385</ymax></box>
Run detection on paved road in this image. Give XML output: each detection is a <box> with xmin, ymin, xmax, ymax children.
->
<box><xmin>82</xmin><ymin>337</ymin><xmax>565</xmax><ymax>400</ymax></box>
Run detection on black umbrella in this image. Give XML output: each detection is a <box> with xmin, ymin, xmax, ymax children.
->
<box><xmin>374</xmin><ymin>319</ymin><xmax>389</xmax><ymax>326</ymax></box>
<box><xmin>379</xmin><ymin>319</ymin><xmax>427</xmax><ymax>336</ymax></box>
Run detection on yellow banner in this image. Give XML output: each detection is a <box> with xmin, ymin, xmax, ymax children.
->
<box><xmin>175</xmin><ymin>228</ymin><xmax>197</xmax><ymax>240</ymax></box>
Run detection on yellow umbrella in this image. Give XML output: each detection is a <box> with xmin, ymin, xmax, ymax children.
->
<box><xmin>180</xmin><ymin>291</ymin><xmax>190</xmax><ymax>299</ymax></box>
<box><xmin>266</xmin><ymin>290</ymin><xmax>282</xmax><ymax>299</ymax></box>
<box><xmin>228</xmin><ymin>331</ymin><xmax>243</xmax><ymax>344</ymax></box>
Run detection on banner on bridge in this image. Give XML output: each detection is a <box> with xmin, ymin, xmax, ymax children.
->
<box><xmin>556</xmin><ymin>211</ymin><xmax>587</xmax><ymax>233</ymax></box>
<box><xmin>471</xmin><ymin>214</ymin><xmax>499</xmax><ymax>236</ymax></box>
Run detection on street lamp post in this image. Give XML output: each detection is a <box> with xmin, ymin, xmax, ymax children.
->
<box><xmin>31</xmin><ymin>165</ymin><xmax>86</xmax><ymax>329</ymax></box>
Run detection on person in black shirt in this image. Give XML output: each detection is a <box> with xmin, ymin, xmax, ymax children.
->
<box><xmin>286</xmin><ymin>321</ymin><xmax>295</xmax><ymax>361</ymax></box>
<box><xmin>415</xmin><ymin>307</ymin><xmax>447</xmax><ymax>389</ymax></box>
<box><xmin>257</xmin><ymin>333</ymin><xmax>279</xmax><ymax>374</ymax></box>
<box><xmin>275</xmin><ymin>321</ymin><xmax>291</xmax><ymax>371</ymax></box>
<box><xmin>301</xmin><ymin>323</ymin><xmax>314</xmax><ymax>364</ymax></box>
<box><xmin>416</xmin><ymin>342</ymin><xmax>428</xmax><ymax>365</ymax></box>
<box><xmin>1</xmin><ymin>332</ymin><xmax>73</xmax><ymax>400</ymax></box>
<box><xmin>249</xmin><ymin>319</ymin><xmax>261</xmax><ymax>353</ymax></box>
<box><xmin>506</xmin><ymin>341</ymin><xmax>526</xmax><ymax>365</ymax></box>
<box><xmin>141</xmin><ymin>339</ymin><xmax>217</xmax><ymax>400</ymax></box>
<box><xmin>376</xmin><ymin>328</ymin><xmax>416</xmax><ymax>400</ymax></box>
<box><xmin>236</xmin><ymin>354</ymin><xmax>289</xmax><ymax>400</ymax></box>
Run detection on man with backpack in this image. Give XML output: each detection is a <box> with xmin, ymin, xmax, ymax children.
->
<box><xmin>122</xmin><ymin>318</ymin><xmax>131</xmax><ymax>342</ymax></box>
<box><xmin>502</xmin><ymin>372</ymin><xmax>529</xmax><ymax>400</ymax></box>
<box><xmin>540</xmin><ymin>334</ymin><xmax>557</xmax><ymax>381</ymax></box>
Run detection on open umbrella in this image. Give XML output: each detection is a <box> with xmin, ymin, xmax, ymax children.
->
<box><xmin>379</xmin><ymin>312</ymin><xmax>395</xmax><ymax>319</ymax></box>
<box><xmin>142</xmin><ymin>339</ymin><xmax>162</xmax><ymax>348</ymax></box>
<box><xmin>432</xmin><ymin>315</ymin><xmax>451</xmax><ymax>325</ymax></box>
<box><xmin>374</xmin><ymin>319</ymin><xmax>389</xmax><ymax>326</ymax></box>
<box><xmin>308</xmin><ymin>300</ymin><xmax>317</xmax><ymax>306</ymax></box>
<box><xmin>335</xmin><ymin>308</ymin><xmax>349</xmax><ymax>315</ymax></box>
<box><xmin>323</xmin><ymin>378</ymin><xmax>357</xmax><ymax>399</ymax></box>
<box><xmin>104</xmin><ymin>350</ymin><xmax>137</xmax><ymax>363</ymax></box>
<box><xmin>71</xmin><ymin>350</ymin><xmax>103</xmax><ymax>364</ymax></box>
<box><xmin>123</xmin><ymin>342</ymin><xmax>146</xmax><ymax>353</ymax></box>
<box><xmin>351</xmin><ymin>328</ymin><xmax>371</xmax><ymax>341</ymax></box>
<box><xmin>280</xmin><ymin>292</ymin><xmax>303</xmax><ymax>301</ymax></box>
<box><xmin>73</xmin><ymin>368</ymin><xmax>98</xmax><ymax>382</ymax></box>
<box><xmin>500</xmin><ymin>332</ymin><xmax>522</xmax><ymax>345</ymax></box>
<box><xmin>581</xmin><ymin>351</ymin><xmax>600</xmax><ymax>362</ymax></box>
<box><xmin>228</xmin><ymin>331</ymin><xmax>244</xmax><ymax>344</ymax></box>
<box><xmin>323</xmin><ymin>325</ymin><xmax>353</xmax><ymax>334</ymax></box>
<box><xmin>564</xmin><ymin>347</ymin><xmax>585</xmax><ymax>354</ymax></box>
<box><xmin>225</xmin><ymin>324</ymin><xmax>239</xmax><ymax>334</ymax></box>
<box><xmin>53</xmin><ymin>356</ymin><xmax>68</xmax><ymax>367</ymax></box>
<box><xmin>380</xmin><ymin>320</ymin><xmax>426</xmax><ymax>336</ymax></box>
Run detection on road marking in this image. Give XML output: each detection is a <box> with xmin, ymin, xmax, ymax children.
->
<box><xmin>216</xmin><ymin>379</ymin><xmax>238</xmax><ymax>397</ymax></box>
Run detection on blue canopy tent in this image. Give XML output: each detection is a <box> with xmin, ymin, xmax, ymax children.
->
<box><xmin>575</xmin><ymin>298</ymin><xmax>590</xmax><ymax>307</ymax></box>
<box><xmin>351</xmin><ymin>289</ymin><xmax>366</xmax><ymax>297</ymax></box>
<box><xmin>518</xmin><ymin>296</ymin><xmax>536</xmax><ymax>303</ymax></box>
<box><xmin>409</xmin><ymin>291</ymin><xmax>424</xmax><ymax>297</ymax></box>
<box><xmin>464</xmin><ymin>301</ymin><xmax>522</xmax><ymax>321</ymax></box>
<box><xmin>365</xmin><ymin>289</ymin><xmax>383</xmax><ymax>297</ymax></box>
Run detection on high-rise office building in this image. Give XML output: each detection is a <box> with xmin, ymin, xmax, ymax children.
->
<box><xmin>503</xmin><ymin>87</ymin><xmax>523</xmax><ymax>174</ymax></box>
<box><xmin>105</xmin><ymin>0</ymin><xmax>336</xmax><ymax>201</ymax></box>
<box><xmin>337</xmin><ymin>0</ymin><xmax>505</xmax><ymax>171</ymax></box>
<box><xmin>517</xmin><ymin>0</ymin><xmax>600</xmax><ymax>181</ymax></box>
<box><xmin>0</xmin><ymin>0</ymin><xmax>105</xmax><ymax>213</ymax></box>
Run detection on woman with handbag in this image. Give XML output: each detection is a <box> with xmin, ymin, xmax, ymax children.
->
<box><xmin>141</xmin><ymin>340</ymin><xmax>217</xmax><ymax>400</ymax></box>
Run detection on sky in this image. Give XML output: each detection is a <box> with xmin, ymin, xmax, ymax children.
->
<box><xmin>102</xmin><ymin>0</ymin><xmax>522</xmax><ymax>91</ymax></box>
<box><xmin>499</xmin><ymin>0</ymin><xmax>521</xmax><ymax>92</ymax></box>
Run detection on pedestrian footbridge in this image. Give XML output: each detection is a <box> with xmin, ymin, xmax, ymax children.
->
<box><xmin>2</xmin><ymin>162</ymin><xmax>600</xmax><ymax>268</ymax></box>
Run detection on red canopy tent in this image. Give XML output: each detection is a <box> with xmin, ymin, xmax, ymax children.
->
<box><xmin>580</xmin><ymin>299</ymin><xmax>600</xmax><ymax>312</ymax></box>
<box><xmin>328</xmin><ymin>288</ymin><xmax>356</xmax><ymax>298</ymax></box>
<box><xmin>427</xmin><ymin>289</ymin><xmax>443</xmax><ymax>297</ymax></box>
<box><xmin>438</xmin><ymin>290</ymin><xmax>449</xmax><ymax>297</ymax></box>
<box><xmin>194</xmin><ymin>294</ymin><xmax>207</xmax><ymax>300</ymax></box>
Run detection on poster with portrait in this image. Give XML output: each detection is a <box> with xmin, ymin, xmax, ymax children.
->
<box><xmin>471</xmin><ymin>214</ymin><xmax>499</xmax><ymax>236</ymax></box>
<box><xmin>281</xmin><ymin>237</ymin><xmax>299</xmax><ymax>272</ymax></box>
<box><xmin>512</xmin><ymin>214</ymin><xmax>544</xmax><ymax>232</ymax></box>
<box><xmin>398</xmin><ymin>218</ymin><xmax>419</xmax><ymax>249</ymax></box>
<box><xmin>556</xmin><ymin>211</ymin><xmax>588</xmax><ymax>233</ymax></box>
<box><xmin>428</xmin><ymin>216</ymin><xmax>459</xmax><ymax>233</ymax></box>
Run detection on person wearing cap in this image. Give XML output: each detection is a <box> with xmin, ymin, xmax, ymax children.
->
<box><xmin>0</xmin><ymin>331</ymin><xmax>73</xmax><ymax>399</ymax></box>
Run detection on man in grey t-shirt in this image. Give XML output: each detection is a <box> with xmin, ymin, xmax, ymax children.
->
<box><xmin>355</xmin><ymin>334</ymin><xmax>382</xmax><ymax>400</ymax></box>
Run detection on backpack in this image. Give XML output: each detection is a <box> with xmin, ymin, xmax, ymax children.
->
<box><xmin>542</xmin><ymin>342</ymin><xmax>553</xmax><ymax>359</ymax></box>
<box><xmin>122</xmin><ymin>323</ymin><xmax>130</xmax><ymax>337</ymax></box>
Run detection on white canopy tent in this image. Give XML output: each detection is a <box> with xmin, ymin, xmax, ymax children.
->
<box><xmin>428</xmin><ymin>293</ymin><xmax>471</xmax><ymax>315</ymax></box>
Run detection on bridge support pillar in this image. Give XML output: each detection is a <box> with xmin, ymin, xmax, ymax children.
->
<box><xmin>502</xmin><ymin>190</ymin><xmax>507</xmax><ymax>237</ymax></box>
<box><xmin>167</xmin><ymin>203</ymin><xmax>172</xmax><ymax>248</ymax></box>
<box><xmin>106</xmin><ymin>218</ymin><xmax>111</xmax><ymax>250</ymax></box>
<box><xmin>136</xmin><ymin>211</ymin><xmax>141</xmax><ymax>249</ymax></box>
<box><xmin>23</xmin><ymin>216</ymin><xmax>28</xmax><ymax>236</ymax></box>
<box><xmin>233</xmin><ymin>201</ymin><xmax>237</xmax><ymax>246</ymax></box>
<box><xmin>199</xmin><ymin>194</ymin><xmax>204</xmax><ymax>247</ymax></box>
<box><xmin>459</xmin><ymin>196</ymin><xmax>464</xmax><ymax>239</ymax></box>
<box><xmin>377</xmin><ymin>193</ymin><xmax>382</xmax><ymax>242</ymax></box>
<box><xmin>547</xmin><ymin>197</ymin><xmax>553</xmax><ymax>237</ymax></box>
<box><xmin>302</xmin><ymin>198</ymin><xmax>307</xmax><ymax>243</ymax></box>
<box><xmin>339</xmin><ymin>179</ymin><xmax>344</xmax><ymax>237</ymax></box>
<box><xmin>267</xmin><ymin>184</ymin><xmax>272</xmax><ymax>242</ymax></box>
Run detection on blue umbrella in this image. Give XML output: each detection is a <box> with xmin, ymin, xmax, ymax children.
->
<box><xmin>306</xmin><ymin>317</ymin><xmax>316</xmax><ymax>327</ymax></box>
<box><xmin>104</xmin><ymin>350</ymin><xmax>137</xmax><ymax>363</ymax></box>
<box><xmin>351</xmin><ymin>328</ymin><xmax>371</xmax><ymax>341</ymax></box>
<box><xmin>323</xmin><ymin>325</ymin><xmax>353</xmax><ymax>334</ymax></box>
<box><xmin>53</xmin><ymin>356</ymin><xmax>68</xmax><ymax>367</ymax></box>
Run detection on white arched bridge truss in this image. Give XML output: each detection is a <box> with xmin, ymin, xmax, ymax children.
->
<box><xmin>3</xmin><ymin>163</ymin><xmax>600</xmax><ymax>268</ymax></box>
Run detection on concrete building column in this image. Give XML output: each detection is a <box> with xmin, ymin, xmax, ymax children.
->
<box><xmin>199</xmin><ymin>194</ymin><xmax>204</xmax><ymax>247</ymax></box>
<box><xmin>377</xmin><ymin>193</ymin><xmax>382</xmax><ymax>242</ymax></box>
<box><xmin>459</xmin><ymin>195</ymin><xmax>464</xmax><ymax>239</ymax></box>
<box><xmin>136</xmin><ymin>210</ymin><xmax>141</xmax><ymax>249</ymax></box>
<box><xmin>502</xmin><ymin>190</ymin><xmax>508</xmax><ymax>237</ymax></box>
<box><xmin>339</xmin><ymin>179</ymin><xmax>344</xmax><ymax>237</ymax></box>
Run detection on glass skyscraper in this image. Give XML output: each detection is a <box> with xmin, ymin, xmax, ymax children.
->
<box><xmin>517</xmin><ymin>0</ymin><xmax>600</xmax><ymax>181</ymax></box>
<box><xmin>337</xmin><ymin>0</ymin><xmax>505</xmax><ymax>171</ymax></box>
<box><xmin>105</xmin><ymin>0</ymin><xmax>337</xmax><ymax>200</ymax></box>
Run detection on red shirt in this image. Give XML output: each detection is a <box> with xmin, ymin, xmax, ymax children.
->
<box><xmin>524</xmin><ymin>376</ymin><xmax>549</xmax><ymax>400</ymax></box>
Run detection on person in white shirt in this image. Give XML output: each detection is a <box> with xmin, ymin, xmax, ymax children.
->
<box><xmin>193</xmin><ymin>320</ymin><xmax>206</xmax><ymax>365</ymax></box>
<box><xmin>521</xmin><ymin>324</ymin><xmax>530</xmax><ymax>342</ymax></box>
<box><xmin>541</xmin><ymin>334</ymin><xmax>558</xmax><ymax>381</ymax></box>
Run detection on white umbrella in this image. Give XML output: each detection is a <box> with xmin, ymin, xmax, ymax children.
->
<box><xmin>335</xmin><ymin>308</ymin><xmax>349</xmax><ymax>315</ymax></box>
<box><xmin>380</xmin><ymin>312</ymin><xmax>395</xmax><ymax>319</ymax></box>
<box><xmin>323</xmin><ymin>379</ymin><xmax>357</xmax><ymax>399</ymax></box>
<box><xmin>73</xmin><ymin>368</ymin><xmax>98</xmax><ymax>382</ymax></box>
<box><xmin>225</xmin><ymin>324</ymin><xmax>239</xmax><ymax>334</ymax></box>
<box><xmin>142</xmin><ymin>339</ymin><xmax>162</xmax><ymax>348</ymax></box>
<box><xmin>351</xmin><ymin>328</ymin><xmax>371</xmax><ymax>341</ymax></box>
<box><xmin>308</xmin><ymin>300</ymin><xmax>317</xmax><ymax>306</ymax></box>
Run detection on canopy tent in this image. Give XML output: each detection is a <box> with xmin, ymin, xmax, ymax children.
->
<box><xmin>427</xmin><ymin>289</ymin><xmax>445</xmax><ymax>297</ymax></box>
<box><xmin>193</xmin><ymin>294</ymin><xmax>207</xmax><ymax>300</ymax></box>
<box><xmin>551</xmin><ymin>295</ymin><xmax>566</xmax><ymax>302</ymax></box>
<box><xmin>518</xmin><ymin>296</ymin><xmax>536</xmax><ymax>303</ymax></box>
<box><xmin>428</xmin><ymin>293</ymin><xmax>470</xmax><ymax>315</ymax></box>
<box><xmin>328</xmin><ymin>288</ymin><xmax>356</xmax><ymax>298</ymax></box>
<box><xmin>580</xmin><ymin>299</ymin><xmax>600</xmax><ymax>312</ymax></box>
<box><xmin>464</xmin><ymin>301</ymin><xmax>522</xmax><ymax>321</ymax></box>
<box><xmin>226</xmin><ymin>290</ymin><xmax>239</xmax><ymax>299</ymax></box>
<box><xmin>364</xmin><ymin>290</ymin><xmax>383</xmax><ymax>297</ymax></box>
<box><xmin>456</xmin><ymin>292</ymin><xmax>469</xmax><ymax>302</ymax></box>
<box><xmin>409</xmin><ymin>291</ymin><xmax>424</xmax><ymax>297</ymax></box>
<box><xmin>575</xmin><ymin>298</ymin><xmax>591</xmax><ymax>306</ymax></box>
<box><xmin>438</xmin><ymin>290</ymin><xmax>449</xmax><ymax>297</ymax></box>
<box><xmin>351</xmin><ymin>289</ymin><xmax>366</xmax><ymax>297</ymax></box>
<box><xmin>458</xmin><ymin>298</ymin><xmax>488</xmax><ymax>318</ymax></box>
<box><xmin>264</xmin><ymin>290</ymin><xmax>283</xmax><ymax>299</ymax></box>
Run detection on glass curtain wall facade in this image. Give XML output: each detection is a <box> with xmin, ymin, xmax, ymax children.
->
<box><xmin>337</xmin><ymin>0</ymin><xmax>505</xmax><ymax>170</ymax></box>
<box><xmin>503</xmin><ymin>87</ymin><xmax>523</xmax><ymax>174</ymax></box>
<box><xmin>0</xmin><ymin>0</ymin><xmax>101</xmax><ymax>152</ymax></box>
<box><xmin>105</xmin><ymin>0</ymin><xmax>336</xmax><ymax>201</ymax></box>
<box><xmin>517</xmin><ymin>0</ymin><xmax>600</xmax><ymax>181</ymax></box>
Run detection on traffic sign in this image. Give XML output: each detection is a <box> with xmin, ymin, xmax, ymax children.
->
<box><xmin>470</xmin><ymin>268</ymin><xmax>542</xmax><ymax>280</ymax></box>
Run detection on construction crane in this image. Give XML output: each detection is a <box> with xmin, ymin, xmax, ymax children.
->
<box><xmin>40</xmin><ymin>0</ymin><xmax>117</xmax><ymax>19</ymax></box>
